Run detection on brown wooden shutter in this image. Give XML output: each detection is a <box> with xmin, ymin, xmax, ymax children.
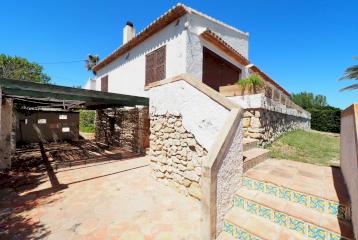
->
<box><xmin>101</xmin><ymin>75</ymin><xmax>108</xmax><ymax>92</ymax></box>
<box><xmin>155</xmin><ymin>46</ymin><xmax>166</xmax><ymax>81</ymax></box>
<box><xmin>145</xmin><ymin>51</ymin><xmax>156</xmax><ymax>85</ymax></box>
<box><xmin>145</xmin><ymin>45</ymin><xmax>166</xmax><ymax>85</ymax></box>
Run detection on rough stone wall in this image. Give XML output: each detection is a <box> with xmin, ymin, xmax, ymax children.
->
<box><xmin>216</xmin><ymin>119</ymin><xmax>243</xmax><ymax>232</ymax></box>
<box><xmin>149</xmin><ymin>112</ymin><xmax>207</xmax><ymax>200</ymax></box>
<box><xmin>0</xmin><ymin>98</ymin><xmax>16</xmax><ymax>170</ymax></box>
<box><xmin>243</xmin><ymin>108</ymin><xmax>310</xmax><ymax>146</ymax></box>
<box><xmin>95</xmin><ymin>107</ymin><xmax>149</xmax><ymax>153</ymax></box>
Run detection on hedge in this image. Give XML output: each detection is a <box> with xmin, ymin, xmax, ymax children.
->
<box><xmin>308</xmin><ymin>108</ymin><xmax>341</xmax><ymax>133</ymax></box>
<box><xmin>79</xmin><ymin>110</ymin><xmax>95</xmax><ymax>133</ymax></box>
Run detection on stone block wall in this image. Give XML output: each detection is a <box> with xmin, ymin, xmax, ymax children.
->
<box><xmin>243</xmin><ymin>108</ymin><xmax>310</xmax><ymax>146</ymax></box>
<box><xmin>95</xmin><ymin>106</ymin><xmax>149</xmax><ymax>153</ymax></box>
<box><xmin>0</xmin><ymin>98</ymin><xmax>16</xmax><ymax>170</ymax></box>
<box><xmin>149</xmin><ymin>112</ymin><xmax>207</xmax><ymax>200</ymax></box>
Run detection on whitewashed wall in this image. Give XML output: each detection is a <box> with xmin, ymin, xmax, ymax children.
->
<box><xmin>184</xmin><ymin>12</ymin><xmax>249</xmax><ymax>82</ymax></box>
<box><xmin>94</xmin><ymin>15</ymin><xmax>188</xmax><ymax>97</ymax></box>
<box><xmin>148</xmin><ymin>80</ymin><xmax>230</xmax><ymax>150</ymax></box>
<box><xmin>92</xmin><ymin>11</ymin><xmax>249</xmax><ymax>97</ymax></box>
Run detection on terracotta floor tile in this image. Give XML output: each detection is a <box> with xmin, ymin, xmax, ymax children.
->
<box><xmin>1</xmin><ymin>156</ymin><xmax>200</xmax><ymax>239</ymax></box>
<box><xmin>243</xmin><ymin>216</ymin><xmax>279</xmax><ymax>239</ymax></box>
<box><xmin>284</xmin><ymin>202</ymin><xmax>322</xmax><ymax>224</ymax></box>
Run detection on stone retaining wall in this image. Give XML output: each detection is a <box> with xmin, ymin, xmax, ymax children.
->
<box><xmin>149</xmin><ymin>112</ymin><xmax>207</xmax><ymax>200</ymax></box>
<box><xmin>95</xmin><ymin>107</ymin><xmax>149</xmax><ymax>153</ymax></box>
<box><xmin>243</xmin><ymin>108</ymin><xmax>310</xmax><ymax>146</ymax></box>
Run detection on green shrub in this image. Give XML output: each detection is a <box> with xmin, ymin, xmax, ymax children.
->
<box><xmin>79</xmin><ymin>110</ymin><xmax>95</xmax><ymax>133</ymax></box>
<box><xmin>237</xmin><ymin>74</ymin><xmax>264</xmax><ymax>88</ymax></box>
<box><xmin>308</xmin><ymin>107</ymin><xmax>341</xmax><ymax>133</ymax></box>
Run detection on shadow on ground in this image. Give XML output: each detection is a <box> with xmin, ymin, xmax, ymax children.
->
<box><xmin>0</xmin><ymin>140</ymin><xmax>143</xmax><ymax>239</ymax></box>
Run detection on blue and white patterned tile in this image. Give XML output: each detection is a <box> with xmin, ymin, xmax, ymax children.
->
<box><xmin>309</xmin><ymin>196</ymin><xmax>325</xmax><ymax>212</ymax></box>
<box><xmin>246</xmin><ymin>201</ymin><xmax>258</xmax><ymax>214</ymax></box>
<box><xmin>253</xmin><ymin>181</ymin><xmax>265</xmax><ymax>192</ymax></box>
<box><xmin>273</xmin><ymin>211</ymin><xmax>287</xmax><ymax>226</ymax></box>
<box><xmin>288</xmin><ymin>217</ymin><xmax>305</xmax><ymax>234</ymax></box>
<box><xmin>307</xmin><ymin>224</ymin><xmax>326</xmax><ymax>240</ymax></box>
<box><xmin>278</xmin><ymin>187</ymin><xmax>292</xmax><ymax>201</ymax></box>
<box><xmin>327</xmin><ymin>201</ymin><xmax>339</xmax><ymax>216</ymax></box>
<box><xmin>327</xmin><ymin>232</ymin><xmax>342</xmax><ymax>240</ymax></box>
<box><xmin>292</xmin><ymin>191</ymin><xmax>308</xmax><ymax>206</ymax></box>
<box><xmin>243</xmin><ymin>178</ymin><xmax>254</xmax><ymax>189</ymax></box>
<box><xmin>257</xmin><ymin>205</ymin><xmax>272</xmax><ymax>220</ymax></box>
<box><xmin>265</xmin><ymin>183</ymin><xmax>278</xmax><ymax>197</ymax></box>
<box><xmin>224</xmin><ymin>222</ymin><xmax>234</xmax><ymax>235</ymax></box>
<box><xmin>234</xmin><ymin>196</ymin><xmax>245</xmax><ymax>209</ymax></box>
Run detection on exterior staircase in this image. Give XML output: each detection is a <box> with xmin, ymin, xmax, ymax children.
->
<box><xmin>243</xmin><ymin>138</ymin><xmax>270</xmax><ymax>173</ymax></box>
<box><xmin>217</xmin><ymin>142</ymin><xmax>354</xmax><ymax>240</ymax></box>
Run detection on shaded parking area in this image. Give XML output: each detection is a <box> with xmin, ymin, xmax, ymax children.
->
<box><xmin>0</xmin><ymin>153</ymin><xmax>201</xmax><ymax>240</ymax></box>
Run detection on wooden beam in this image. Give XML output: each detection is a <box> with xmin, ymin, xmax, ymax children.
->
<box><xmin>0</xmin><ymin>78</ymin><xmax>149</xmax><ymax>107</ymax></box>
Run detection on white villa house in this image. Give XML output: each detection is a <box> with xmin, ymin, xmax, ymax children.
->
<box><xmin>84</xmin><ymin>3</ymin><xmax>310</xmax><ymax>146</ymax></box>
<box><xmin>79</xmin><ymin>4</ymin><xmax>358</xmax><ymax>240</ymax></box>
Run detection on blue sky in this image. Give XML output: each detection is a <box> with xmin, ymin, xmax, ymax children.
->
<box><xmin>1</xmin><ymin>0</ymin><xmax>357</xmax><ymax>109</ymax></box>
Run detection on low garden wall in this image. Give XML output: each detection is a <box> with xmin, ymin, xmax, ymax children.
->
<box><xmin>146</xmin><ymin>74</ymin><xmax>244</xmax><ymax>239</ymax></box>
<box><xmin>341</xmin><ymin>103</ymin><xmax>358</xmax><ymax>239</ymax></box>
<box><xmin>229</xmin><ymin>94</ymin><xmax>311</xmax><ymax>146</ymax></box>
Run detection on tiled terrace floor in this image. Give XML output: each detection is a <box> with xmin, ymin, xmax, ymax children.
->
<box><xmin>0</xmin><ymin>156</ymin><xmax>201</xmax><ymax>240</ymax></box>
<box><xmin>245</xmin><ymin>158</ymin><xmax>350</xmax><ymax>204</ymax></box>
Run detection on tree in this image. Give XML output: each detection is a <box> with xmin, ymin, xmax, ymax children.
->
<box><xmin>0</xmin><ymin>54</ymin><xmax>50</xmax><ymax>83</ymax></box>
<box><xmin>85</xmin><ymin>54</ymin><xmax>100</xmax><ymax>73</ymax></box>
<box><xmin>290</xmin><ymin>92</ymin><xmax>327</xmax><ymax>110</ymax></box>
<box><xmin>339</xmin><ymin>56</ymin><xmax>358</xmax><ymax>91</ymax></box>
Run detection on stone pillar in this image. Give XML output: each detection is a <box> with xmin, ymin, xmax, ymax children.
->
<box><xmin>0</xmin><ymin>95</ymin><xmax>15</xmax><ymax>170</ymax></box>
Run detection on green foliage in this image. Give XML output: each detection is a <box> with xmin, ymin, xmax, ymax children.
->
<box><xmin>237</xmin><ymin>74</ymin><xmax>264</xmax><ymax>88</ymax></box>
<box><xmin>85</xmin><ymin>54</ymin><xmax>100</xmax><ymax>73</ymax></box>
<box><xmin>79</xmin><ymin>110</ymin><xmax>95</xmax><ymax>133</ymax></box>
<box><xmin>290</xmin><ymin>92</ymin><xmax>327</xmax><ymax>109</ymax></box>
<box><xmin>339</xmin><ymin>56</ymin><xmax>358</xmax><ymax>91</ymax></box>
<box><xmin>0</xmin><ymin>54</ymin><xmax>50</xmax><ymax>83</ymax></box>
<box><xmin>268</xmin><ymin>130</ymin><xmax>340</xmax><ymax>166</ymax></box>
<box><xmin>308</xmin><ymin>107</ymin><xmax>341</xmax><ymax>133</ymax></box>
<box><xmin>290</xmin><ymin>92</ymin><xmax>340</xmax><ymax>133</ymax></box>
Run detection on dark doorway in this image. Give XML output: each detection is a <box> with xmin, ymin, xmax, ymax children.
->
<box><xmin>202</xmin><ymin>47</ymin><xmax>242</xmax><ymax>91</ymax></box>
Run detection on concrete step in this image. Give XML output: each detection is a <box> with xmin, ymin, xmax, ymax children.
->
<box><xmin>243</xmin><ymin>148</ymin><xmax>270</xmax><ymax>173</ymax></box>
<box><xmin>243</xmin><ymin>159</ymin><xmax>351</xmax><ymax>221</ymax></box>
<box><xmin>234</xmin><ymin>188</ymin><xmax>354</xmax><ymax>240</ymax></box>
<box><xmin>224</xmin><ymin>207</ymin><xmax>305</xmax><ymax>240</ymax></box>
<box><xmin>243</xmin><ymin>138</ymin><xmax>258</xmax><ymax>151</ymax></box>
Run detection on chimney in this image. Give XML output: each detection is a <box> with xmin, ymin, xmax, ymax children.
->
<box><xmin>123</xmin><ymin>21</ymin><xmax>135</xmax><ymax>44</ymax></box>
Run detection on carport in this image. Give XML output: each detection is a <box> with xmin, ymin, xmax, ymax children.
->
<box><xmin>0</xmin><ymin>78</ymin><xmax>149</xmax><ymax>170</ymax></box>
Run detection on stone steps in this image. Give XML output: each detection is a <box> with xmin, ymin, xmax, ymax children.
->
<box><xmin>223</xmin><ymin>207</ymin><xmax>305</xmax><ymax>240</ymax></box>
<box><xmin>243</xmin><ymin>161</ymin><xmax>351</xmax><ymax>221</ymax></box>
<box><xmin>243</xmin><ymin>138</ymin><xmax>259</xmax><ymax>151</ymax></box>
<box><xmin>243</xmin><ymin>148</ymin><xmax>270</xmax><ymax>173</ymax></box>
<box><xmin>218</xmin><ymin>159</ymin><xmax>354</xmax><ymax>240</ymax></box>
<box><xmin>233</xmin><ymin>188</ymin><xmax>354</xmax><ymax>239</ymax></box>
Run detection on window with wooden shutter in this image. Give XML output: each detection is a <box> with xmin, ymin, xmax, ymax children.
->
<box><xmin>145</xmin><ymin>45</ymin><xmax>166</xmax><ymax>85</ymax></box>
<box><xmin>101</xmin><ymin>75</ymin><xmax>108</xmax><ymax>92</ymax></box>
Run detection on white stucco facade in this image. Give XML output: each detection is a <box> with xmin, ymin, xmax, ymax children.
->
<box><xmin>86</xmin><ymin>10</ymin><xmax>249</xmax><ymax>98</ymax></box>
<box><xmin>148</xmin><ymin>80</ymin><xmax>230</xmax><ymax>150</ymax></box>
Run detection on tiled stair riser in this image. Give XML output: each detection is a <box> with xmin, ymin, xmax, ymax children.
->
<box><xmin>223</xmin><ymin>221</ymin><xmax>262</xmax><ymax>240</ymax></box>
<box><xmin>233</xmin><ymin>195</ymin><xmax>349</xmax><ymax>240</ymax></box>
<box><xmin>242</xmin><ymin>177</ymin><xmax>350</xmax><ymax>221</ymax></box>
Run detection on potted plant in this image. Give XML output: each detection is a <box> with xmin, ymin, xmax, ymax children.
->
<box><xmin>236</xmin><ymin>74</ymin><xmax>265</xmax><ymax>95</ymax></box>
<box><xmin>219</xmin><ymin>74</ymin><xmax>265</xmax><ymax>96</ymax></box>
